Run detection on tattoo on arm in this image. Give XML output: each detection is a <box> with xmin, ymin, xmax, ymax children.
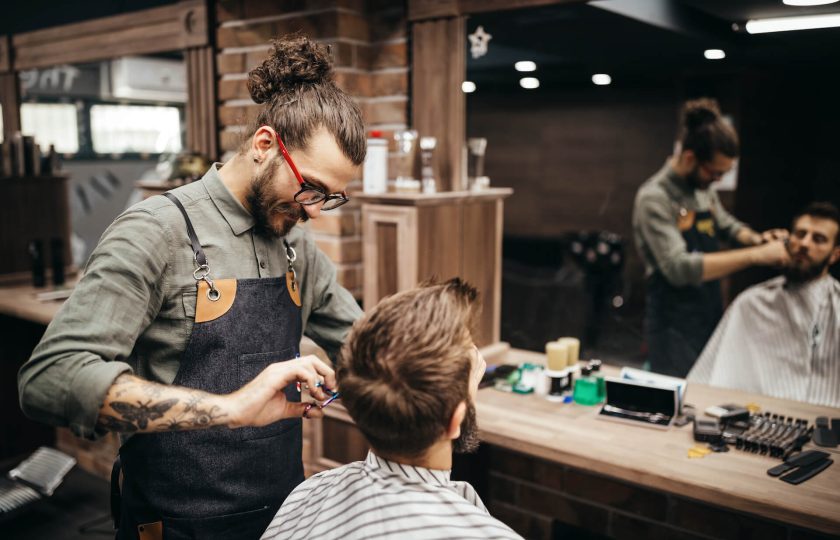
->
<box><xmin>98</xmin><ymin>374</ymin><xmax>229</xmax><ymax>433</ymax></box>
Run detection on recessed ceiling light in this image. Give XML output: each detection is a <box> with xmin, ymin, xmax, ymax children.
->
<box><xmin>592</xmin><ymin>73</ymin><xmax>612</xmax><ymax>85</ymax></box>
<box><xmin>783</xmin><ymin>0</ymin><xmax>839</xmax><ymax>6</ymax></box>
<box><xmin>745</xmin><ymin>13</ymin><xmax>840</xmax><ymax>33</ymax></box>
<box><xmin>461</xmin><ymin>81</ymin><xmax>476</xmax><ymax>93</ymax></box>
<box><xmin>704</xmin><ymin>49</ymin><xmax>726</xmax><ymax>60</ymax></box>
<box><xmin>515</xmin><ymin>61</ymin><xmax>537</xmax><ymax>72</ymax></box>
<box><xmin>519</xmin><ymin>77</ymin><xmax>540</xmax><ymax>89</ymax></box>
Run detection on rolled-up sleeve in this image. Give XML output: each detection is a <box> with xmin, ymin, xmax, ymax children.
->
<box><xmin>301</xmin><ymin>237</ymin><xmax>362</xmax><ymax>362</ymax></box>
<box><xmin>636</xmin><ymin>192</ymin><xmax>704</xmax><ymax>287</ymax></box>
<box><xmin>18</xmin><ymin>209</ymin><xmax>169</xmax><ymax>439</ymax></box>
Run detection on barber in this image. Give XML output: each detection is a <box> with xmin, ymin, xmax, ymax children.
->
<box><xmin>632</xmin><ymin>98</ymin><xmax>789</xmax><ymax>377</ymax></box>
<box><xmin>18</xmin><ymin>35</ymin><xmax>365</xmax><ymax>539</ymax></box>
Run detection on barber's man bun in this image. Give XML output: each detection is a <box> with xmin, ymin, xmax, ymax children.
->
<box><xmin>682</xmin><ymin>98</ymin><xmax>721</xmax><ymax>131</ymax></box>
<box><xmin>247</xmin><ymin>35</ymin><xmax>334</xmax><ymax>104</ymax></box>
<box><xmin>678</xmin><ymin>97</ymin><xmax>738</xmax><ymax>161</ymax></box>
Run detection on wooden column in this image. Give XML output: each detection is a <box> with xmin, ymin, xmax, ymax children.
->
<box><xmin>411</xmin><ymin>17</ymin><xmax>466</xmax><ymax>191</ymax></box>
<box><xmin>186</xmin><ymin>46</ymin><xmax>219</xmax><ymax>161</ymax></box>
<box><xmin>0</xmin><ymin>35</ymin><xmax>20</xmax><ymax>141</ymax></box>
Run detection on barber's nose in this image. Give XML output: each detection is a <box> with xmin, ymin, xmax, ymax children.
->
<box><xmin>303</xmin><ymin>201</ymin><xmax>324</xmax><ymax>220</ymax></box>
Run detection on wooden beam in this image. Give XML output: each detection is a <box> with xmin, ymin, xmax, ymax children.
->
<box><xmin>0</xmin><ymin>36</ymin><xmax>10</xmax><ymax>73</ymax></box>
<box><xmin>11</xmin><ymin>0</ymin><xmax>208</xmax><ymax>70</ymax></box>
<box><xmin>411</xmin><ymin>17</ymin><xmax>465</xmax><ymax>191</ymax></box>
<box><xmin>409</xmin><ymin>0</ymin><xmax>586</xmax><ymax>21</ymax></box>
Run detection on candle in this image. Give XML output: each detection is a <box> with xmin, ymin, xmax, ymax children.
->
<box><xmin>546</xmin><ymin>340</ymin><xmax>569</xmax><ymax>371</ymax></box>
<box><xmin>562</xmin><ymin>337</ymin><xmax>580</xmax><ymax>365</ymax></box>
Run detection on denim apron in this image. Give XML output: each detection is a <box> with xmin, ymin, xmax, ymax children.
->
<box><xmin>115</xmin><ymin>193</ymin><xmax>304</xmax><ymax>540</ymax></box>
<box><xmin>646</xmin><ymin>208</ymin><xmax>722</xmax><ymax>378</ymax></box>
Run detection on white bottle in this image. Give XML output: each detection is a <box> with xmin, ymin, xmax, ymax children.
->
<box><xmin>363</xmin><ymin>131</ymin><xmax>388</xmax><ymax>194</ymax></box>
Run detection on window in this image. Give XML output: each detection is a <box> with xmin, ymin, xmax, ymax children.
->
<box><xmin>20</xmin><ymin>103</ymin><xmax>80</xmax><ymax>153</ymax></box>
<box><xmin>90</xmin><ymin>104</ymin><xmax>182</xmax><ymax>154</ymax></box>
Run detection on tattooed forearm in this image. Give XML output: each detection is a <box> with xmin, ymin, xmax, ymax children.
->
<box><xmin>156</xmin><ymin>392</ymin><xmax>228</xmax><ymax>431</ymax></box>
<box><xmin>97</xmin><ymin>374</ymin><xmax>231</xmax><ymax>434</ymax></box>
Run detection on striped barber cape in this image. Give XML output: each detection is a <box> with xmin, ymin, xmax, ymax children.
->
<box><xmin>261</xmin><ymin>451</ymin><xmax>523</xmax><ymax>540</ymax></box>
<box><xmin>688</xmin><ymin>274</ymin><xmax>840</xmax><ymax>407</ymax></box>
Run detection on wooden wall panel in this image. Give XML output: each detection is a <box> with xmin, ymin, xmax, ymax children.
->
<box><xmin>0</xmin><ymin>36</ymin><xmax>10</xmax><ymax>73</ymax></box>
<box><xmin>461</xmin><ymin>200</ymin><xmax>502</xmax><ymax>345</ymax></box>
<box><xmin>417</xmin><ymin>205</ymin><xmax>462</xmax><ymax>282</ymax></box>
<box><xmin>186</xmin><ymin>46</ymin><xmax>220</xmax><ymax>160</ymax></box>
<box><xmin>12</xmin><ymin>0</ymin><xmax>208</xmax><ymax>70</ymax></box>
<box><xmin>0</xmin><ymin>72</ymin><xmax>21</xmax><ymax>140</ymax></box>
<box><xmin>411</xmin><ymin>17</ymin><xmax>466</xmax><ymax>191</ymax></box>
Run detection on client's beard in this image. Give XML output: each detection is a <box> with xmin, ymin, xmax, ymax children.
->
<box><xmin>783</xmin><ymin>251</ymin><xmax>831</xmax><ymax>284</ymax></box>
<box><xmin>245</xmin><ymin>161</ymin><xmax>307</xmax><ymax>238</ymax></box>
<box><xmin>453</xmin><ymin>400</ymin><xmax>480</xmax><ymax>454</ymax></box>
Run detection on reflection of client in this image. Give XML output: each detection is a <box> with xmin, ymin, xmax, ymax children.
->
<box><xmin>689</xmin><ymin>203</ymin><xmax>840</xmax><ymax>407</ymax></box>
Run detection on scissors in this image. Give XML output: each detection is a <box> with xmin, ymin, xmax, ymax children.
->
<box><xmin>302</xmin><ymin>382</ymin><xmax>341</xmax><ymax>418</ymax></box>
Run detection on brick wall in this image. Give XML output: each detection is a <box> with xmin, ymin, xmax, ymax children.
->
<box><xmin>215</xmin><ymin>0</ymin><xmax>409</xmax><ymax>299</ymax></box>
<box><xmin>479</xmin><ymin>446</ymin><xmax>835</xmax><ymax>540</ymax></box>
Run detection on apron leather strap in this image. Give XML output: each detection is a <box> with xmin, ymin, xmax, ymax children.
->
<box><xmin>163</xmin><ymin>192</ymin><xmax>208</xmax><ymax>267</ymax></box>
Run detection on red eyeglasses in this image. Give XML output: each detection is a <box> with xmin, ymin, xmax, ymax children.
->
<box><xmin>269</xmin><ymin>127</ymin><xmax>349</xmax><ymax>211</ymax></box>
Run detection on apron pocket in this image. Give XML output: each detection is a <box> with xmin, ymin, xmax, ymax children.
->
<box><xmin>162</xmin><ymin>505</ymin><xmax>276</xmax><ymax>540</ymax></box>
<box><xmin>239</xmin><ymin>349</ymin><xmax>302</xmax><ymax>442</ymax></box>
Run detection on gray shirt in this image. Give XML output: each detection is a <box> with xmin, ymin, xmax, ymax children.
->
<box><xmin>632</xmin><ymin>163</ymin><xmax>746</xmax><ymax>287</ymax></box>
<box><xmin>18</xmin><ymin>164</ymin><xmax>362</xmax><ymax>440</ymax></box>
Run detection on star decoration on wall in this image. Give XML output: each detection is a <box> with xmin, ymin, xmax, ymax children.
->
<box><xmin>468</xmin><ymin>26</ymin><xmax>492</xmax><ymax>59</ymax></box>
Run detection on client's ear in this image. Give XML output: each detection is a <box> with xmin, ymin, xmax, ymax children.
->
<box><xmin>446</xmin><ymin>401</ymin><xmax>467</xmax><ymax>441</ymax></box>
<box><xmin>829</xmin><ymin>246</ymin><xmax>840</xmax><ymax>266</ymax></box>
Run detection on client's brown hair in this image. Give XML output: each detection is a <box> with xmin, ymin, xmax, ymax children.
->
<box><xmin>337</xmin><ymin>279</ymin><xmax>479</xmax><ymax>457</ymax></box>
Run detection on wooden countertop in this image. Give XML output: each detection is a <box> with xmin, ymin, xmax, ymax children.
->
<box><xmin>0</xmin><ymin>280</ymin><xmax>76</xmax><ymax>326</ymax></box>
<box><xmin>473</xmin><ymin>348</ymin><xmax>840</xmax><ymax>535</ymax></box>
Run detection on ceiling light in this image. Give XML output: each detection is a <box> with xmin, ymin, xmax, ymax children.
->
<box><xmin>782</xmin><ymin>0</ymin><xmax>839</xmax><ymax>6</ymax></box>
<box><xmin>745</xmin><ymin>13</ymin><xmax>840</xmax><ymax>33</ymax></box>
<box><xmin>519</xmin><ymin>77</ymin><xmax>540</xmax><ymax>89</ymax></box>
<box><xmin>515</xmin><ymin>61</ymin><xmax>537</xmax><ymax>72</ymax></box>
<box><xmin>461</xmin><ymin>81</ymin><xmax>476</xmax><ymax>93</ymax></box>
<box><xmin>704</xmin><ymin>49</ymin><xmax>726</xmax><ymax>60</ymax></box>
<box><xmin>592</xmin><ymin>73</ymin><xmax>612</xmax><ymax>85</ymax></box>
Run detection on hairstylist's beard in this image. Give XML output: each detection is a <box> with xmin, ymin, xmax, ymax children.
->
<box><xmin>453</xmin><ymin>400</ymin><xmax>480</xmax><ymax>454</ymax></box>
<box><xmin>686</xmin><ymin>166</ymin><xmax>712</xmax><ymax>190</ymax></box>
<box><xmin>783</xmin><ymin>248</ymin><xmax>831</xmax><ymax>284</ymax></box>
<box><xmin>246</xmin><ymin>160</ymin><xmax>308</xmax><ymax>238</ymax></box>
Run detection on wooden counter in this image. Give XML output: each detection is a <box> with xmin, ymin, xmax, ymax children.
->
<box><xmin>476</xmin><ymin>348</ymin><xmax>840</xmax><ymax>537</ymax></box>
<box><xmin>315</xmin><ymin>346</ymin><xmax>840</xmax><ymax>539</ymax></box>
<box><xmin>5</xmin><ymin>282</ymin><xmax>838</xmax><ymax>537</ymax></box>
<box><xmin>0</xmin><ymin>280</ymin><xmax>74</xmax><ymax>325</ymax></box>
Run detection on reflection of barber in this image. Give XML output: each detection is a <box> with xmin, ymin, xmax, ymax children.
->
<box><xmin>632</xmin><ymin>98</ymin><xmax>789</xmax><ymax>377</ymax></box>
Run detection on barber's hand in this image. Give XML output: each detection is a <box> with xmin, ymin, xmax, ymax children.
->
<box><xmin>751</xmin><ymin>240</ymin><xmax>790</xmax><ymax>267</ymax></box>
<box><xmin>225</xmin><ymin>355</ymin><xmax>337</xmax><ymax>427</ymax></box>
<box><xmin>760</xmin><ymin>228</ymin><xmax>789</xmax><ymax>243</ymax></box>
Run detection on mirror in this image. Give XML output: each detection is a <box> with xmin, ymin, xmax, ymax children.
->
<box><xmin>465</xmin><ymin>1</ymin><xmax>840</xmax><ymax>380</ymax></box>
<box><xmin>17</xmin><ymin>52</ymin><xmax>187</xmax><ymax>265</ymax></box>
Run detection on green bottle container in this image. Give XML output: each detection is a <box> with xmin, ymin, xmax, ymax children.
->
<box><xmin>573</xmin><ymin>366</ymin><xmax>605</xmax><ymax>406</ymax></box>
